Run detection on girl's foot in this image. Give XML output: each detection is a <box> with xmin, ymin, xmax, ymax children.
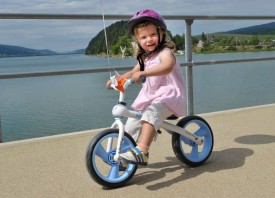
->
<box><xmin>120</xmin><ymin>147</ymin><xmax>149</xmax><ymax>166</ymax></box>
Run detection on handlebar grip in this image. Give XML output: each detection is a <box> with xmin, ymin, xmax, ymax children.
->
<box><xmin>130</xmin><ymin>76</ymin><xmax>146</xmax><ymax>84</ymax></box>
<box><xmin>140</xmin><ymin>76</ymin><xmax>146</xmax><ymax>83</ymax></box>
<box><xmin>130</xmin><ymin>78</ymin><xmax>135</xmax><ymax>84</ymax></box>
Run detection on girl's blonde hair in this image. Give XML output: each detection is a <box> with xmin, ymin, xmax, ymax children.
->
<box><xmin>132</xmin><ymin>22</ymin><xmax>175</xmax><ymax>57</ymax></box>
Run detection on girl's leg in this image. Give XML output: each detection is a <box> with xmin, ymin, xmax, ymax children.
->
<box><xmin>120</xmin><ymin>103</ymin><xmax>173</xmax><ymax>166</ymax></box>
<box><xmin>125</xmin><ymin>117</ymin><xmax>142</xmax><ymax>142</ymax></box>
<box><xmin>136</xmin><ymin>103</ymin><xmax>173</xmax><ymax>153</ymax></box>
<box><xmin>137</xmin><ymin>121</ymin><xmax>155</xmax><ymax>153</ymax></box>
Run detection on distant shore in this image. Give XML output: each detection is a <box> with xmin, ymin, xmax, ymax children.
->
<box><xmin>194</xmin><ymin>48</ymin><xmax>275</xmax><ymax>54</ymax></box>
<box><xmin>1</xmin><ymin>48</ymin><xmax>275</xmax><ymax>59</ymax></box>
<box><xmin>91</xmin><ymin>47</ymin><xmax>275</xmax><ymax>58</ymax></box>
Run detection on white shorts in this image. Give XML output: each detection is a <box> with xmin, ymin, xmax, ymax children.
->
<box><xmin>125</xmin><ymin>102</ymin><xmax>173</xmax><ymax>142</ymax></box>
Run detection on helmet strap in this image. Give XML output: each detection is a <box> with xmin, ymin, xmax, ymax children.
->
<box><xmin>137</xmin><ymin>51</ymin><xmax>145</xmax><ymax>71</ymax></box>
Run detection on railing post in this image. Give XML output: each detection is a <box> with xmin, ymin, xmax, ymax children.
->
<box><xmin>0</xmin><ymin>114</ymin><xmax>2</xmax><ymax>143</ymax></box>
<box><xmin>185</xmin><ymin>19</ymin><xmax>194</xmax><ymax>116</ymax></box>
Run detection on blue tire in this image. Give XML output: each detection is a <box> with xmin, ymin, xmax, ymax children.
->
<box><xmin>86</xmin><ymin>129</ymin><xmax>138</xmax><ymax>188</ymax></box>
<box><xmin>172</xmin><ymin>116</ymin><xmax>214</xmax><ymax>166</ymax></box>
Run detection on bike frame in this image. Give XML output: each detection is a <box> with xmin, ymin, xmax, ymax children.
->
<box><xmin>108</xmin><ymin>77</ymin><xmax>203</xmax><ymax>162</ymax></box>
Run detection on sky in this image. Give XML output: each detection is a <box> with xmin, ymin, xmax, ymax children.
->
<box><xmin>0</xmin><ymin>0</ymin><xmax>275</xmax><ymax>52</ymax></box>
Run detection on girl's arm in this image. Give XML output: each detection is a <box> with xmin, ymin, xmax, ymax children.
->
<box><xmin>131</xmin><ymin>50</ymin><xmax>175</xmax><ymax>82</ymax></box>
<box><xmin>121</xmin><ymin>63</ymin><xmax>140</xmax><ymax>79</ymax></box>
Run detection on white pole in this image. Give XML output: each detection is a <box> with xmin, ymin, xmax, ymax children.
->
<box><xmin>0</xmin><ymin>114</ymin><xmax>2</xmax><ymax>143</ymax></box>
<box><xmin>185</xmin><ymin>19</ymin><xmax>194</xmax><ymax>116</ymax></box>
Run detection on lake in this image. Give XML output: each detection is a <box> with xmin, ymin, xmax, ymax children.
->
<box><xmin>0</xmin><ymin>52</ymin><xmax>275</xmax><ymax>142</ymax></box>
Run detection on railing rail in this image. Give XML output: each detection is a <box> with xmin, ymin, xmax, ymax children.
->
<box><xmin>1</xmin><ymin>13</ymin><xmax>275</xmax><ymax>20</ymax></box>
<box><xmin>1</xmin><ymin>57</ymin><xmax>274</xmax><ymax>80</ymax></box>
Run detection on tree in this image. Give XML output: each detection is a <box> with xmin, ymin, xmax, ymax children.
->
<box><xmin>192</xmin><ymin>37</ymin><xmax>199</xmax><ymax>45</ymax></box>
<box><xmin>86</xmin><ymin>20</ymin><xmax>130</xmax><ymax>55</ymax></box>
<box><xmin>201</xmin><ymin>32</ymin><xmax>207</xmax><ymax>42</ymax></box>
<box><xmin>111</xmin><ymin>36</ymin><xmax>131</xmax><ymax>55</ymax></box>
<box><xmin>251</xmin><ymin>36</ymin><xmax>259</xmax><ymax>45</ymax></box>
<box><xmin>173</xmin><ymin>34</ymin><xmax>185</xmax><ymax>50</ymax></box>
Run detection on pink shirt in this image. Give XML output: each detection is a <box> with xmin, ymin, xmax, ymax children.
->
<box><xmin>132</xmin><ymin>48</ymin><xmax>186</xmax><ymax>116</ymax></box>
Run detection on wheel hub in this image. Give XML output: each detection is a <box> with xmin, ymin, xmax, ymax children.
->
<box><xmin>108</xmin><ymin>151</ymin><xmax>117</xmax><ymax>164</ymax></box>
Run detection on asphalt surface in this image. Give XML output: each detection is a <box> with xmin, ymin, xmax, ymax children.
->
<box><xmin>0</xmin><ymin>104</ymin><xmax>275</xmax><ymax>198</ymax></box>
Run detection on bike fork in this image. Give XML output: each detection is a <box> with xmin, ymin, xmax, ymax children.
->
<box><xmin>110</xmin><ymin>118</ymin><xmax>125</xmax><ymax>162</ymax></box>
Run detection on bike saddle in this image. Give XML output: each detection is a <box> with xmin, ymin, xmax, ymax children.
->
<box><xmin>166</xmin><ymin>114</ymin><xmax>179</xmax><ymax>120</ymax></box>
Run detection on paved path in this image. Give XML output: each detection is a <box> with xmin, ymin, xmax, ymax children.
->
<box><xmin>1</xmin><ymin>104</ymin><xmax>275</xmax><ymax>198</ymax></box>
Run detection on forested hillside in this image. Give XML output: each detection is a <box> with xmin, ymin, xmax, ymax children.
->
<box><xmin>85</xmin><ymin>20</ymin><xmax>275</xmax><ymax>56</ymax></box>
<box><xmin>85</xmin><ymin>20</ymin><xmax>179</xmax><ymax>56</ymax></box>
<box><xmin>222</xmin><ymin>22</ymin><xmax>275</xmax><ymax>35</ymax></box>
<box><xmin>0</xmin><ymin>44</ymin><xmax>57</xmax><ymax>57</ymax></box>
<box><xmin>85</xmin><ymin>20</ymin><xmax>131</xmax><ymax>56</ymax></box>
<box><xmin>0</xmin><ymin>44</ymin><xmax>86</xmax><ymax>58</ymax></box>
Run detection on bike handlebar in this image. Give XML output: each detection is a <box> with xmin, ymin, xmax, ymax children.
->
<box><xmin>110</xmin><ymin>75</ymin><xmax>146</xmax><ymax>92</ymax></box>
<box><xmin>140</xmin><ymin>76</ymin><xmax>146</xmax><ymax>83</ymax></box>
<box><xmin>110</xmin><ymin>75</ymin><xmax>146</xmax><ymax>103</ymax></box>
<box><xmin>129</xmin><ymin>76</ymin><xmax>146</xmax><ymax>84</ymax></box>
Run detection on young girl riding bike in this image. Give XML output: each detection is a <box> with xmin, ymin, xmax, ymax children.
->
<box><xmin>106</xmin><ymin>9</ymin><xmax>186</xmax><ymax>166</ymax></box>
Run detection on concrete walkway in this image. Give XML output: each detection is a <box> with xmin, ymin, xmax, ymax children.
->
<box><xmin>0</xmin><ymin>104</ymin><xmax>275</xmax><ymax>198</ymax></box>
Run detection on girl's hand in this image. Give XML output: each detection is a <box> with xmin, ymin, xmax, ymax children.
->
<box><xmin>132</xmin><ymin>71</ymin><xmax>146</xmax><ymax>83</ymax></box>
<box><xmin>106</xmin><ymin>79</ymin><xmax>112</xmax><ymax>89</ymax></box>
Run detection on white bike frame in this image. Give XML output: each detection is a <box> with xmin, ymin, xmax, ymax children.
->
<box><xmin>108</xmin><ymin>77</ymin><xmax>203</xmax><ymax>162</ymax></box>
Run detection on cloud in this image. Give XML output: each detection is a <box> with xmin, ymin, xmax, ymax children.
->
<box><xmin>0</xmin><ymin>0</ymin><xmax>274</xmax><ymax>51</ymax></box>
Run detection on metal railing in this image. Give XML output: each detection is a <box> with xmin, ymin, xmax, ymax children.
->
<box><xmin>0</xmin><ymin>114</ymin><xmax>2</xmax><ymax>143</ymax></box>
<box><xmin>1</xmin><ymin>13</ymin><xmax>275</xmax><ymax>20</ymax></box>
<box><xmin>1</xmin><ymin>13</ymin><xmax>275</xmax><ymax>116</ymax></box>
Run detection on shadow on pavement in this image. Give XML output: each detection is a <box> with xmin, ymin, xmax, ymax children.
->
<box><xmin>132</xmin><ymin>147</ymin><xmax>253</xmax><ymax>190</ymax></box>
<box><xmin>235</xmin><ymin>134</ymin><xmax>275</xmax><ymax>145</ymax></box>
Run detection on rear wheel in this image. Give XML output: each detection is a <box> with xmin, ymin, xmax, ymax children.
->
<box><xmin>172</xmin><ymin>116</ymin><xmax>214</xmax><ymax>166</ymax></box>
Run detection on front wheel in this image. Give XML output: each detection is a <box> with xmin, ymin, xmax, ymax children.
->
<box><xmin>172</xmin><ymin>116</ymin><xmax>214</xmax><ymax>166</ymax></box>
<box><xmin>86</xmin><ymin>128</ymin><xmax>138</xmax><ymax>188</ymax></box>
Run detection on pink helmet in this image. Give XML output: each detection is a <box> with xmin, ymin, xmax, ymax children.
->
<box><xmin>128</xmin><ymin>9</ymin><xmax>166</xmax><ymax>35</ymax></box>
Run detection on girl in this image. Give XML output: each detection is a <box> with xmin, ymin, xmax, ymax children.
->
<box><xmin>106</xmin><ymin>9</ymin><xmax>186</xmax><ymax>166</ymax></box>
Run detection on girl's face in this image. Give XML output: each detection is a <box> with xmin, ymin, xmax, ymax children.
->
<box><xmin>135</xmin><ymin>24</ymin><xmax>161</xmax><ymax>53</ymax></box>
